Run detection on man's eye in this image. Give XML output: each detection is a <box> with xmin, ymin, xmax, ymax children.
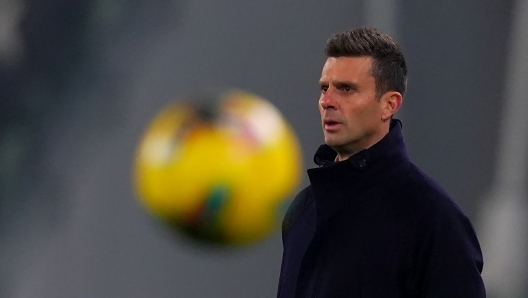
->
<box><xmin>343</xmin><ymin>86</ymin><xmax>352</xmax><ymax>92</ymax></box>
<box><xmin>320</xmin><ymin>86</ymin><xmax>328</xmax><ymax>93</ymax></box>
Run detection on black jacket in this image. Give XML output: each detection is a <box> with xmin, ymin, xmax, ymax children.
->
<box><xmin>277</xmin><ymin>120</ymin><xmax>485</xmax><ymax>298</ymax></box>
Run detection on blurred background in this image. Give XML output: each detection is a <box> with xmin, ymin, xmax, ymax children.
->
<box><xmin>0</xmin><ymin>0</ymin><xmax>526</xmax><ymax>297</ymax></box>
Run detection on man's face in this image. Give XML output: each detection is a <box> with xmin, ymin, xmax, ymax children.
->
<box><xmin>318</xmin><ymin>56</ymin><xmax>388</xmax><ymax>160</ymax></box>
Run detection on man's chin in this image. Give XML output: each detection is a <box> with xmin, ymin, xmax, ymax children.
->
<box><xmin>324</xmin><ymin>138</ymin><xmax>342</xmax><ymax>149</ymax></box>
<box><xmin>324</xmin><ymin>133</ymin><xmax>341</xmax><ymax>144</ymax></box>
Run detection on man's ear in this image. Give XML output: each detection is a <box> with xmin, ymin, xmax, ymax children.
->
<box><xmin>381</xmin><ymin>91</ymin><xmax>403</xmax><ymax>121</ymax></box>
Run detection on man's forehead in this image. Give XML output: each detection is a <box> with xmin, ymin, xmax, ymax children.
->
<box><xmin>324</xmin><ymin>56</ymin><xmax>373</xmax><ymax>68</ymax></box>
<box><xmin>320</xmin><ymin>56</ymin><xmax>374</xmax><ymax>79</ymax></box>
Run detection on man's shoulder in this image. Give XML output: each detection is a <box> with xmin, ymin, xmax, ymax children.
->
<box><xmin>281</xmin><ymin>186</ymin><xmax>314</xmax><ymax>238</ymax></box>
<box><xmin>394</xmin><ymin>163</ymin><xmax>469</xmax><ymax>224</ymax></box>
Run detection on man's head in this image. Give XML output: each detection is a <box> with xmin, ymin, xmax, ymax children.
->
<box><xmin>318</xmin><ymin>27</ymin><xmax>407</xmax><ymax>161</ymax></box>
<box><xmin>324</xmin><ymin>27</ymin><xmax>407</xmax><ymax>99</ymax></box>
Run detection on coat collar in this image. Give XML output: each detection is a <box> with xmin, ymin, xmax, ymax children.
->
<box><xmin>313</xmin><ymin>119</ymin><xmax>409</xmax><ymax>170</ymax></box>
<box><xmin>307</xmin><ymin>119</ymin><xmax>410</xmax><ymax>228</ymax></box>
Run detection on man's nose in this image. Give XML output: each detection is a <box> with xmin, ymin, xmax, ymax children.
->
<box><xmin>319</xmin><ymin>91</ymin><xmax>336</xmax><ymax>109</ymax></box>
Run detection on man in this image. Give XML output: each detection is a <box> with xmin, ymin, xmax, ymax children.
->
<box><xmin>277</xmin><ymin>27</ymin><xmax>485</xmax><ymax>297</ymax></box>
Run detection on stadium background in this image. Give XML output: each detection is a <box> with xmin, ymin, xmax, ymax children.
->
<box><xmin>0</xmin><ymin>0</ymin><xmax>525</xmax><ymax>297</ymax></box>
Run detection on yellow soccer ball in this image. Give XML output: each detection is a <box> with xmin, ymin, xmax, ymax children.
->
<box><xmin>134</xmin><ymin>90</ymin><xmax>303</xmax><ymax>245</ymax></box>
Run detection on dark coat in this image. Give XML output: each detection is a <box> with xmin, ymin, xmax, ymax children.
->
<box><xmin>277</xmin><ymin>120</ymin><xmax>485</xmax><ymax>298</ymax></box>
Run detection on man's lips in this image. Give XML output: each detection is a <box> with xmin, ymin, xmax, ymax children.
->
<box><xmin>323</xmin><ymin>119</ymin><xmax>342</xmax><ymax>130</ymax></box>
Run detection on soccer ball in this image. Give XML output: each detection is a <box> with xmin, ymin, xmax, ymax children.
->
<box><xmin>134</xmin><ymin>90</ymin><xmax>303</xmax><ymax>245</ymax></box>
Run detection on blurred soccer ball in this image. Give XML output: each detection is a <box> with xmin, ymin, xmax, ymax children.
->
<box><xmin>134</xmin><ymin>90</ymin><xmax>303</xmax><ymax>245</ymax></box>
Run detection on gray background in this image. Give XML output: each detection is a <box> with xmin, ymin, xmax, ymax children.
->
<box><xmin>0</xmin><ymin>0</ymin><xmax>523</xmax><ymax>297</ymax></box>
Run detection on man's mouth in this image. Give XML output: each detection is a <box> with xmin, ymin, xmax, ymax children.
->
<box><xmin>324</xmin><ymin>120</ymin><xmax>341</xmax><ymax>130</ymax></box>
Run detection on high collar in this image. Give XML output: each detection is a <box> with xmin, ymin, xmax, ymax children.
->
<box><xmin>313</xmin><ymin>119</ymin><xmax>409</xmax><ymax>170</ymax></box>
<box><xmin>307</xmin><ymin>119</ymin><xmax>410</xmax><ymax>230</ymax></box>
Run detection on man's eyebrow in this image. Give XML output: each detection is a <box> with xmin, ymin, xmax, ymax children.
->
<box><xmin>333</xmin><ymin>81</ymin><xmax>358</xmax><ymax>89</ymax></box>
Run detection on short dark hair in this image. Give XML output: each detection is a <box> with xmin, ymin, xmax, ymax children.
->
<box><xmin>324</xmin><ymin>27</ymin><xmax>408</xmax><ymax>99</ymax></box>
